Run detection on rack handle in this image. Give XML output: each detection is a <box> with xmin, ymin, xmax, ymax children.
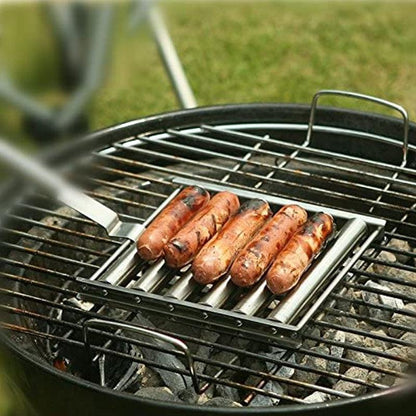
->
<box><xmin>306</xmin><ymin>90</ymin><xmax>409</xmax><ymax>165</ymax></box>
<box><xmin>83</xmin><ymin>318</ymin><xmax>200</xmax><ymax>393</ymax></box>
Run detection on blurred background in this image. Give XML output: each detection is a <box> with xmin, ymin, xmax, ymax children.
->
<box><xmin>0</xmin><ymin>0</ymin><xmax>415</xmax><ymax>414</ymax></box>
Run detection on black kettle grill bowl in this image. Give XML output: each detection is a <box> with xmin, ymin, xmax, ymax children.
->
<box><xmin>1</xmin><ymin>103</ymin><xmax>415</xmax><ymax>415</ymax></box>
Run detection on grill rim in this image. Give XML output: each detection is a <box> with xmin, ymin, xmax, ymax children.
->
<box><xmin>1</xmin><ymin>102</ymin><xmax>416</xmax><ymax>414</ymax></box>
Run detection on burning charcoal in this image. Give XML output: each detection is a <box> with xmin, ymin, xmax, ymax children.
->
<box><xmin>401</xmin><ymin>332</ymin><xmax>416</xmax><ymax>347</ymax></box>
<box><xmin>303</xmin><ymin>327</ymin><xmax>321</xmax><ymax>350</ymax></box>
<box><xmin>367</xmin><ymin>251</ymin><xmax>392</xmax><ymax>273</ymax></box>
<box><xmin>245</xmin><ymin>351</ymin><xmax>292</xmax><ymax>400</ymax></box>
<box><xmin>400</xmin><ymin>333</ymin><xmax>416</xmax><ymax>362</ymax></box>
<box><xmin>289</xmin><ymin>346</ymin><xmax>329</xmax><ymax>396</ymax></box>
<box><xmin>325</xmin><ymin>309</ymin><xmax>360</xmax><ymax>329</ymax></box>
<box><xmin>369</xmin><ymin>329</ymin><xmax>390</xmax><ymax>349</ymax></box>
<box><xmin>357</xmin><ymin>319</ymin><xmax>375</xmax><ymax>333</ymax></box>
<box><xmin>264</xmin><ymin>348</ymin><xmax>292</xmax><ymax>373</ymax></box>
<box><xmin>333</xmin><ymin>367</ymin><xmax>368</xmax><ymax>395</ymax></box>
<box><xmin>367</xmin><ymin>347</ymin><xmax>408</xmax><ymax>386</ymax></box>
<box><xmin>215</xmin><ymin>384</ymin><xmax>240</xmax><ymax>402</ymax></box>
<box><xmin>344</xmin><ymin>330</ymin><xmax>388</xmax><ymax>365</ymax></box>
<box><xmin>178</xmin><ymin>387</ymin><xmax>199</xmax><ymax>404</ymax></box>
<box><xmin>388</xmin><ymin>304</ymin><xmax>416</xmax><ymax>338</ymax></box>
<box><xmin>361</xmin><ymin>281</ymin><xmax>404</xmax><ymax>321</ymax></box>
<box><xmin>335</xmin><ymin>288</ymin><xmax>356</xmax><ymax>311</ymax></box>
<box><xmin>303</xmin><ymin>391</ymin><xmax>331</xmax><ymax>403</ymax></box>
<box><xmin>387</xmin><ymin>239</ymin><xmax>412</xmax><ymax>264</ymax></box>
<box><xmin>345</xmin><ymin>349</ymin><xmax>377</xmax><ymax>366</ymax></box>
<box><xmin>368</xmin><ymin>256</ymin><xmax>416</xmax><ymax>300</ymax></box>
<box><xmin>274</xmin><ymin>353</ymin><xmax>296</xmax><ymax>379</ymax></box>
<box><xmin>138</xmin><ymin>366</ymin><xmax>163</xmax><ymax>388</ymax></box>
<box><xmin>203</xmin><ymin>397</ymin><xmax>242</xmax><ymax>407</ymax></box>
<box><xmin>324</xmin><ymin>330</ymin><xmax>345</xmax><ymax>383</ymax></box>
<box><xmin>249</xmin><ymin>380</ymin><xmax>284</xmax><ymax>407</ymax></box>
<box><xmin>135</xmin><ymin>387</ymin><xmax>181</xmax><ymax>402</ymax></box>
<box><xmin>196</xmin><ymin>394</ymin><xmax>210</xmax><ymax>405</ymax></box>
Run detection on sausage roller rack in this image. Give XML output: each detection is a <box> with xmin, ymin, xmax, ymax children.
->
<box><xmin>75</xmin><ymin>177</ymin><xmax>385</xmax><ymax>347</ymax></box>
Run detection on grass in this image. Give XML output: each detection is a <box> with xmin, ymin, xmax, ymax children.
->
<box><xmin>0</xmin><ymin>1</ymin><xmax>416</xmax><ymax>414</ymax></box>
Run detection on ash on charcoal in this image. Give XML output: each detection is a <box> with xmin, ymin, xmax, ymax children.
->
<box><xmin>368</xmin><ymin>346</ymin><xmax>410</xmax><ymax>385</ymax></box>
<box><xmin>401</xmin><ymin>332</ymin><xmax>416</xmax><ymax>348</ymax></box>
<box><xmin>368</xmin><ymin>329</ymin><xmax>391</xmax><ymax>350</ymax></box>
<box><xmin>264</xmin><ymin>347</ymin><xmax>290</xmax><ymax>372</ymax></box>
<box><xmin>177</xmin><ymin>387</ymin><xmax>199</xmax><ymax>404</ymax></box>
<box><xmin>374</xmin><ymin>250</ymin><xmax>397</xmax><ymax>266</ymax></box>
<box><xmin>245</xmin><ymin>350</ymin><xmax>292</xmax><ymax>401</ymax></box>
<box><xmin>387</xmin><ymin>239</ymin><xmax>412</xmax><ymax>264</ymax></box>
<box><xmin>335</xmin><ymin>288</ymin><xmax>356</xmax><ymax>311</ymax></box>
<box><xmin>323</xmin><ymin>330</ymin><xmax>345</xmax><ymax>383</ymax></box>
<box><xmin>400</xmin><ymin>332</ymin><xmax>416</xmax><ymax>363</ymax></box>
<box><xmin>289</xmin><ymin>346</ymin><xmax>328</xmax><ymax>397</ymax></box>
<box><xmin>368</xmin><ymin>257</ymin><xmax>416</xmax><ymax>300</ymax></box>
<box><xmin>325</xmin><ymin>310</ymin><xmax>360</xmax><ymax>330</ymax></box>
<box><xmin>345</xmin><ymin>349</ymin><xmax>377</xmax><ymax>366</ymax></box>
<box><xmin>303</xmin><ymin>327</ymin><xmax>321</xmax><ymax>350</ymax></box>
<box><xmin>333</xmin><ymin>367</ymin><xmax>368</xmax><ymax>395</ymax></box>
<box><xmin>196</xmin><ymin>386</ymin><xmax>215</xmax><ymax>405</ymax></box>
<box><xmin>361</xmin><ymin>281</ymin><xmax>404</xmax><ymax>321</ymax></box>
<box><xmin>274</xmin><ymin>353</ymin><xmax>296</xmax><ymax>379</ymax></box>
<box><xmin>249</xmin><ymin>380</ymin><xmax>284</xmax><ymax>407</ymax></box>
<box><xmin>344</xmin><ymin>330</ymin><xmax>389</xmax><ymax>366</ymax></box>
<box><xmin>215</xmin><ymin>384</ymin><xmax>240</xmax><ymax>402</ymax></box>
<box><xmin>303</xmin><ymin>391</ymin><xmax>331</xmax><ymax>403</ymax></box>
<box><xmin>203</xmin><ymin>398</ymin><xmax>242</xmax><ymax>407</ymax></box>
<box><xmin>135</xmin><ymin>387</ymin><xmax>180</xmax><ymax>402</ymax></box>
<box><xmin>388</xmin><ymin>304</ymin><xmax>416</xmax><ymax>338</ymax></box>
<box><xmin>357</xmin><ymin>319</ymin><xmax>375</xmax><ymax>333</ymax></box>
<box><xmin>138</xmin><ymin>366</ymin><xmax>163</xmax><ymax>388</ymax></box>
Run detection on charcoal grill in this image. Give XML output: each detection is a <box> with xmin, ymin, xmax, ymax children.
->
<box><xmin>0</xmin><ymin>90</ymin><xmax>416</xmax><ymax>415</ymax></box>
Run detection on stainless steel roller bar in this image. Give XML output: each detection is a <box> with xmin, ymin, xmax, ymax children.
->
<box><xmin>268</xmin><ymin>218</ymin><xmax>367</xmax><ymax>324</ymax></box>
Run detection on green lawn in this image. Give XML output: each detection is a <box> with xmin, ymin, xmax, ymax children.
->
<box><xmin>1</xmin><ymin>0</ymin><xmax>416</xmax><ymax>414</ymax></box>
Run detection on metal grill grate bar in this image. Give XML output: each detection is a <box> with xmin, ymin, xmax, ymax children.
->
<box><xmin>201</xmin><ymin>125</ymin><xmax>416</xmax><ymax>179</ymax></box>
<box><xmin>114</xmin><ymin>140</ymin><xmax>415</xmax><ymax>216</ymax></box>
<box><xmin>2</xmin><ymin>228</ymin><xmax>111</xmax><ymax>258</ymax></box>
<box><xmin>0</xmin><ymin>294</ymin><xmax>400</xmax><ymax>398</ymax></box>
<box><xmin>166</xmin><ymin>128</ymin><xmax>416</xmax><ymax>203</ymax></box>
<box><xmin>94</xmin><ymin>151</ymin><xmax>416</xmax><ymax>235</ymax></box>
<box><xmin>1</xmin><ymin>279</ymin><xmax>408</xmax><ymax>383</ymax></box>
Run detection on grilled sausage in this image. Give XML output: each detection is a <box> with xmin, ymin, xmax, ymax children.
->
<box><xmin>137</xmin><ymin>186</ymin><xmax>210</xmax><ymax>261</ymax></box>
<box><xmin>266</xmin><ymin>212</ymin><xmax>334</xmax><ymax>294</ymax></box>
<box><xmin>164</xmin><ymin>192</ymin><xmax>240</xmax><ymax>268</ymax></box>
<box><xmin>230</xmin><ymin>204</ymin><xmax>307</xmax><ymax>287</ymax></box>
<box><xmin>192</xmin><ymin>199</ymin><xmax>272</xmax><ymax>285</ymax></box>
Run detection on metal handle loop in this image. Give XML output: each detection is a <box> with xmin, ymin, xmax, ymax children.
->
<box><xmin>83</xmin><ymin>318</ymin><xmax>200</xmax><ymax>393</ymax></box>
<box><xmin>306</xmin><ymin>89</ymin><xmax>409</xmax><ymax>165</ymax></box>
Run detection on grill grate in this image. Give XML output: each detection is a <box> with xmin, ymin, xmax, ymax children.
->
<box><xmin>1</xmin><ymin>102</ymin><xmax>416</xmax><ymax>407</ymax></box>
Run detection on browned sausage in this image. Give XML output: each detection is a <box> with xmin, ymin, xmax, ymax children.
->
<box><xmin>164</xmin><ymin>192</ymin><xmax>240</xmax><ymax>268</ymax></box>
<box><xmin>192</xmin><ymin>199</ymin><xmax>272</xmax><ymax>285</ymax></box>
<box><xmin>230</xmin><ymin>205</ymin><xmax>307</xmax><ymax>287</ymax></box>
<box><xmin>266</xmin><ymin>212</ymin><xmax>334</xmax><ymax>294</ymax></box>
<box><xmin>137</xmin><ymin>186</ymin><xmax>210</xmax><ymax>261</ymax></box>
